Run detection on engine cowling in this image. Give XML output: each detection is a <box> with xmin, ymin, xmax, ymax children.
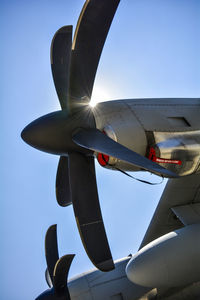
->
<box><xmin>126</xmin><ymin>224</ymin><xmax>200</xmax><ymax>288</ymax></box>
<box><xmin>96</xmin><ymin>125</ymin><xmax>118</xmax><ymax>167</ymax></box>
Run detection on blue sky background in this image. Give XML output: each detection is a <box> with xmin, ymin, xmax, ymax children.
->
<box><xmin>1</xmin><ymin>0</ymin><xmax>200</xmax><ymax>299</ymax></box>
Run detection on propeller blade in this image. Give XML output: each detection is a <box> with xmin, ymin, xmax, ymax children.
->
<box><xmin>69</xmin><ymin>0</ymin><xmax>120</xmax><ymax>102</ymax></box>
<box><xmin>56</xmin><ymin>156</ymin><xmax>72</xmax><ymax>207</ymax></box>
<box><xmin>51</xmin><ymin>26</ymin><xmax>72</xmax><ymax>110</ymax></box>
<box><xmin>73</xmin><ymin>128</ymin><xmax>179</xmax><ymax>178</ymax></box>
<box><xmin>35</xmin><ymin>253</ymin><xmax>74</xmax><ymax>300</ymax></box>
<box><xmin>68</xmin><ymin>153</ymin><xmax>114</xmax><ymax>271</ymax></box>
<box><xmin>35</xmin><ymin>289</ymin><xmax>56</xmax><ymax>300</ymax></box>
<box><xmin>53</xmin><ymin>254</ymin><xmax>75</xmax><ymax>297</ymax></box>
<box><xmin>45</xmin><ymin>225</ymin><xmax>59</xmax><ymax>285</ymax></box>
<box><xmin>36</xmin><ymin>227</ymin><xmax>75</xmax><ymax>300</ymax></box>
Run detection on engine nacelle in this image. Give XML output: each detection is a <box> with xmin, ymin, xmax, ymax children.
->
<box><xmin>93</xmin><ymin>101</ymin><xmax>147</xmax><ymax>171</ymax></box>
<box><xmin>93</xmin><ymin>100</ymin><xmax>200</xmax><ymax>176</ymax></box>
<box><xmin>126</xmin><ymin>224</ymin><xmax>200</xmax><ymax>288</ymax></box>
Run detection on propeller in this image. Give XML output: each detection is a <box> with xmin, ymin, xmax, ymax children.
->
<box><xmin>36</xmin><ymin>224</ymin><xmax>75</xmax><ymax>300</ymax></box>
<box><xmin>21</xmin><ymin>0</ymin><xmax>178</xmax><ymax>272</ymax></box>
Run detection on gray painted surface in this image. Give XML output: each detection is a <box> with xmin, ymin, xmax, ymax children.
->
<box><xmin>135</xmin><ymin>169</ymin><xmax>200</xmax><ymax>298</ymax></box>
<box><xmin>66</xmin><ymin>158</ymin><xmax>200</xmax><ymax>300</ymax></box>
<box><xmin>140</xmin><ymin>172</ymin><xmax>200</xmax><ymax>248</ymax></box>
<box><xmin>126</xmin><ymin>224</ymin><xmax>200</xmax><ymax>288</ymax></box>
<box><xmin>65</xmin><ymin>99</ymin><xmax>200</xmax><ymax>300</ymax></box>
<box><xmin>93</xmin><ymin>98</ymin><xmax>200</xmax><ymax>174</ymax></box>
<box><xmin>68</xmin><ymin>257</ymin><xmax>150</xmax><ymax>300</ymax></box>
<box><xmin>69</xmin><ymin>100</ymin><xmax>200</xmax><ymax>298</ymax></box>
<box><xmin>172</xmin><ymin>203</ymin><xmax>200</xmax><ymax>225</ymax></box>
<box><xmin>125</xmin><ymin>98</ymin><xmax>200</xmax><ymax>132</ymax></box>
<box><xmin>152</xmin><ymin>130</ymin><xmax>200</xmax><ymax>176</ymax></box>
<box><xmin>93</xmin><ymin>100</ymin><xmax>147</xmax><ymax>171</ymax></box>
<box><xmin>157</xmin><ymin>282</ymin><xmax>200</xmax><ymax>300</ymax></box>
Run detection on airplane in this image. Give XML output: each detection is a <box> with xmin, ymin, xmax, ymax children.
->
<box><xmin>20</xmin><ymin>0</ymin><xmax>200</xmax><ymax>299</ymax></box>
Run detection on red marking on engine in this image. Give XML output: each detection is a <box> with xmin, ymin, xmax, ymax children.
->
<box><xmin>97</xmin><ymin>130</ymin><xmax>110</xmax><ymax>166</ymax></box>
<box><xmin>97</xmin><ymin>153</ymin><xmax>109</xmax><ymax>166</ymax></box>
<box><xmin>148</xmin><ymin>147</ymin><xmax>182</xmax><ymax>165</ymax></box>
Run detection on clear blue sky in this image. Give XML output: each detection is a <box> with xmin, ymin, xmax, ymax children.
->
<box><xmin>1</xmin><ymin>0</ymin><xmax>200</xmax><ymax>299</ymax></box>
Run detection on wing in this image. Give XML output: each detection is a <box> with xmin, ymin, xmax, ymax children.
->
<box><xmin>140</xmin><ymin>173</ymin><xmax>200</xmax><ymax>248</ymax></box>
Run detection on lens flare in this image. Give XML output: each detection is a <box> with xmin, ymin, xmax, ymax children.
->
<box><xmin>90</xmin><ymin>86</ymin><xmax>111</xmax><ymax>107</ymax></box>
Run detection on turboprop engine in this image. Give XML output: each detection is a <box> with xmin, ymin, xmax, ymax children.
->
<box><xmin>126</xmin><ymin>223</ymin><xmax>200</xmax><ymax>288</ymax></box>
<box><xmin>92</xmin><ymin>100</ymin><xmax>200</xmax><ymax>176</ymax></box>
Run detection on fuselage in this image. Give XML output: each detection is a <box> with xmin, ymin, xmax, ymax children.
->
<box><xmin>68</xmin><ymin>254</ymin><xmax>200</xmax><ymax>300</ymax></box>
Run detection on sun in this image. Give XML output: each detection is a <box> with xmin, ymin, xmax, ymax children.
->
<box><xmin>90</xmin><ymin>86</ymin><xmax>111</xmax><ymax>107</ymax></box>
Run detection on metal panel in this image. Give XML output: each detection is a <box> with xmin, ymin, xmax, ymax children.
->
<box><xmin>125</xmin><ymin>98</ymin><xmax>200</xmax><ymax>132</ymax></box>
<box><xmin>93</xmin><ymin>100</ymin><xmax>147</xmax><ymax>171</ymax></box>
<box><xmin>140</xmin><ymin>173</ymin><xmax>200</xmax><ymax>248</ymax></box>
<box><xmin>69</xmin><ymin>257</ymin><xmax>150</xmax><ymax>300</ymax></box>
<box><xmin>171</xmin><ymin>203</ymin><xmax>200</xmax><ymax>225</ymax></box>
<box><xmin>150</xmin><ymin>130</ymin><xmax>200</xmax><ymax>176</ymax></box>
<box><xmin>127</xmin><ymin>224</ymin><xmax>200</xmax><ymax>288</ymax></box>
<box><xmin>93</xmin><ymin>98</ymin><xmax>200</xmax><ymax>173</ymax></box>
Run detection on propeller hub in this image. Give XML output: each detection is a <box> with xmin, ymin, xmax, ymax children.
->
<box><xmin>21</xmin><ymin>108</ymin><xmax>95</xmax><ymax>156</ymax></box>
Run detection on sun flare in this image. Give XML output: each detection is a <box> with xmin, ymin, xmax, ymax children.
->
<box><xmin>90</xmin><ymin>86</ymin><xmax>111</xmax><ymax>107</ymax></box>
